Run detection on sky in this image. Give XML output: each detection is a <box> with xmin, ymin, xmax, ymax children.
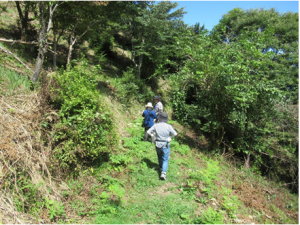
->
<box><xmin>171</xmin><ymin>1</ymin><xmax>299</xmax><ymax>31</ymax></box>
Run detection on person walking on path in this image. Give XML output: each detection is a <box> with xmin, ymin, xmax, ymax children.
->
<box><xmin>142</xmin><ymin>102</ymin><xmax>157</xmax><ymax>143</ymax></box>
<box><xmin>153</xmin><ymin>95</ymin><xmax>163</xmax><ymax>121</ymax></box>
<box><xmin>147</xmin><ymin>112</ymin><xmax>177</xmax><ymax>180</ymax></box>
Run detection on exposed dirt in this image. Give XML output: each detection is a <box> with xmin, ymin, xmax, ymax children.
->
<box><xmin>151</xmin><ymin>182</ymin><xmax>177</xmax><ymax>197</ymax></box>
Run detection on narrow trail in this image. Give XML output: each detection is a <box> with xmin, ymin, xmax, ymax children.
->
<box><xmin>91</xmin><ymin>118</ymin><xmax>298</xmax><ymax>224</ymax></box>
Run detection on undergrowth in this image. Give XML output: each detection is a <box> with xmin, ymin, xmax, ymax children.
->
<box><xmin>0</xmin><ymin>65</ymin><xmax>298</xmax><ymax>224</ymax></box>
<box><xmin>50</xmin><ymin>62</ymin><xmax>118</xmax><ymax>172</ymax></box>
<box><xmin>0</xmin><ymin>66</ymin><xmax>31</xmax><ymax>94</ymax></box>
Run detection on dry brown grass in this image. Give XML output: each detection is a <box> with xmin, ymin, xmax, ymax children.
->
<box><xmin>0</xmin><ymin>80</ymin><xmax>64</xmax><ymax>223</ymax></box>
<box><xmin>215</xmin><ymin>159</ymin><xmax>299</xmax><ymax>224</ymax></box>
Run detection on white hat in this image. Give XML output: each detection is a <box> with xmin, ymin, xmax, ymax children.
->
<box><xmin>145</xmin><ymin>102</ymin><xmax>153</xmax><ymax>108</ymax></box>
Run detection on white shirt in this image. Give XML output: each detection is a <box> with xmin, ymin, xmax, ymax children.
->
<box><xmin>147</xmin><ymin>122</ymin><xmax>177</xmax><ymax>142</ymax></box>
<box><xmin>154</xmin><ymin>101</ymin><xmax>163</xmax><ymax>116</ymax></box>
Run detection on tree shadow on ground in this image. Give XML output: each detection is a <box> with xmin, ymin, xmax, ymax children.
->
<box><xmin>172</xmin><ymin>123</ymin><xmax>209</xmax><ymax>153</ymax></box>
<box><xmin>96</xmin><ymin>80</ymin><xmax>117</xmax><ymax>98</ymax></box>
<box><xmin>142</xmin><ymin>157</ymin><xmax>161</xmax><ymax>177</ymax></box>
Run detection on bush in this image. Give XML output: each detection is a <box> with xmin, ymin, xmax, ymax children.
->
<box><xmin>52</xmin><ymin>65</ymin><xmax>117</xmax><ymax>169</ymax></box>
<box><xmin>112</xmin><ymin>67</ymin><xmax>154</xmax><ymax>106</ymax></box>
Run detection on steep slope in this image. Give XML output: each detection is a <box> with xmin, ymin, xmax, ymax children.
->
<box><xmin>0</xmin><ymin>2</ymin><xmax>298</xmax><ymax>223</ymax></box>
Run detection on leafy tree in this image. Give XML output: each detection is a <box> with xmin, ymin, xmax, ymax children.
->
<box><xmin>15</xmin><ymin>1</ymin><xmax>37</xmax><ymax>41</ymax></box>
<box><xmin>108</xmin><ymin>1</ymin><xmax>186</xmax><ymax>79</ymax></box>
<box><xmin>212</xmin><ymin>8</ymin><xmax>298</xmax><ymax>103</ymax></box>
<box><xmin>193</xmin><ymin>22</ymin><xmax>207</xmax><ymax>35</ymax></box>
<box><xmin>54</xmin><ymin>1</ymin><xmax>106</xmax><ymax>66</ymax></box>
<box><xmin>172</xmin><ymin>26</ymin><xmax>292</xmax><ymax>169</ymax></box>
<box><xmin>51</xmin><ymin>3</ymin><xmax>69</xmax><ymax>71</ymax></box>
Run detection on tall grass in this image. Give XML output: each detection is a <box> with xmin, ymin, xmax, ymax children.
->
<box><xmin>0</xmin><ymin>66</ymin><xmax>31</xmax><ymax>94</ymax></box>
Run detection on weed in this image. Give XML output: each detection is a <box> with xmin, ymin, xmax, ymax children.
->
<box><xmin>172</xmin><ymin>141</ymin><xmax>191</xmax><ymax>155</ymax></box>
<box><xmin>0</xmin><ymin>66</ymin><xmax>31</xmax><ymax>94</ymax></box>
<box><xmin>44</xmin><ymin>198</ymin><xmax>66</xmax><ymax>221</ymax></box>
<box><xmin>181</xmin><ymin>186</ymin><xmax>197</xmax><ymax>200</ymax></box>
<box><xmin>94</xmin><ymin>194</ymin><xmax>197</xmax><ymax>224</ymax></box>
<box><xmin>221</xmin><ymin>187</ymin><xmax>232</xmax><ymax>196</ymax></box>
<box><xmin>110</xmin><ymin>153</ymin><xmax>133</xmax><ymax>171</ymax></box>
<box><xmin>195</xmin><ymin>197</ymin><xmax>208</xmax><ymax>204</ymax></box>
<box><xmin>221</xmin><ymin>195</ymin><xmax>240</xmax><ymax>218</ymax></box>
<box><xmin>194</xmin><ymin>206</ymin><xmax>224</xmax><ymax>224</ymax></box>
<box><xmin>108</xmin><ymin>183</ymin><xmax>126</xmax><ymax>203</ymax></box>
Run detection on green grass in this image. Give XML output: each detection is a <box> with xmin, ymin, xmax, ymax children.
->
<box><xmin>0</xmin><ymin>66</ymin><xmax>31</xmax><ymax>94</ymax></box>
<box><xmin>82</xmin><ymin>118</ymin><xmax>299</xmax><ymax>224</ymax></box>
<box><xmin>95</xmin><ymin>193</ymin><xmax>198</xmax><ymax>224</ymax></box>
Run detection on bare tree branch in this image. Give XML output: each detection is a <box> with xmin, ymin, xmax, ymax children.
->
<box><xmin>0</xmin><ymin>46</ymin><xmax>33</xmax><ymax>73</ymax></box>
<box><xmin>0</xmin><ymin>38</ymin><xmax>40</xmax><ymax>45</ymax></box>
<box><xmin>186</xmin><ymin>54</ymin><xmax>196</xmax><ymax>62</ymax></box>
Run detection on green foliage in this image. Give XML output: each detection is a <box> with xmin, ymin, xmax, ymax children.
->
<box><xmin>183</xmin><ymin>159</ymin><xmax>220</xmax><ymax>203</ymax></box>
<box><xmin>189</xmin><ymin>160</ymin><xmax>220</xmax><ymax>188</ymax></box>
<box><xmin>44</xmin><ymin>198</ymin><xmax>66</xmax><ymax>221</ymax></box>
<box><xmin>52</xmin><ymin>65</ymin><xmax>117</xmax><ymax>169</ymax></box>
<box><xmin>111</xmin><ymin>67</ymin><xmax>155</xmax><ymax>106</ymax></box>
<box><xmin>171</xmin><ymin>20</ymin><xmax>298</xmax><ymax>187</ymax></box>
<box><xmin>172</xmin><ymin>90</ymin><xmax>188</xmax><ymax>123</ymax></box>
<box><xmin>14</xmin><ymin>173</ymin><xmax>45</xmax><ymax>216</ymax></box>
<box><xmin>108</xmin><ymin>1</ymin><xmax>186</xmax><ymax>80</ymax></box>
<box><xmin>94</xmin><ymin>193</ymin><xmax>197</xmax><ymax>224</ymax></box>
<box><xmin>113</xmin><ymin>68</ymin><xmax>141</xmax><ymax>103</ymax></box>
<box><xmin>221</xmin><ymin>195</ymin><xmax>240</xmax><ymax>218</ymax></box>
<box><xmin>0</xmin><ymin>66</ymin><xmax>31</xmax><ymax>94</ymax></box>
<box><xmin>110</xmin><ymin>153</ymin><xmax>133</xmax><ymax>172</ymax></box>
<box><xmin>194</xmin><ymin>207</ymin><xmax>224</xmax><ymax>224</ymax></box>
<box><xmin>172</xmin><ymin>140</ymin><xmax>191</xmax><ymax>155</ymax></box>
<box><xmin>213</xmin><ymin>8</ymin><xmax>298</xmax><ymax>103</ymax></box>
<box><xmin>180</xmin><ymin>184</ymin><xmax>197</xmax><ymax>200</ymax></box>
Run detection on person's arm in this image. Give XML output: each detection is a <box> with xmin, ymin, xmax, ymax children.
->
<box><xmin>166</xmin><ymin>126</ymin><xmax>177</xmax><ymax>142</ymax></box>
<box><xmin>154</xmin><ymin>105</ymin><xmax>158</xmax><ymax>115</ymax></box>
<box><xmin>170</xmin><ymin>128</ymin><xmax>178</xmax><ymax>138</ymax></box>
<box><xmin>156</xmin><ymin>102</ymin><xmax>163</xmax><ymax>116</ymax></box>
<box><xmin>142</xmin><ymin>110</ymin><xmax>145</xmax><ymax>117</ymax></box>
<box><xmin>159</xmin><ymin>102</ymin><xmax>163</xmax><ymax>113</ymax></box>
<box><xmin>147</xmin><ymin>125</ymin><xmax>155</xmax><ymax>136</ymax></box>
<box><xmin>152</xmin><ymin>111</ymin><xmax>157</xmax><ymax>119</ymax></box>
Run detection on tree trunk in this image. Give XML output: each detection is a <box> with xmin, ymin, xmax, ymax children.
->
<box><xmin>244</xmin><ymin>152</ymin><xmax>251</xmax><ymax>169</ymax></box>
<box><xmin>53</xmin><ymin>29</ymin><xmax>57</xmax><ymax>71</ymax></box>
<box><xmin>16</xmin><ymin>2</ymin><xmax>26</xmax><ymax>41</ymax></box>
<box><xmin>15</xmin><ymin>2</ymin><xmax>31</xmax><ymax>41</ymax></box>
<box><xmin>31</xmin><ymin>2</ymin><xmax>46</xmax><ymax>83</ymax></box>
<box><xmin>52</xmin><ymin>24</ymin><xmax>64</xmax><ymax>71</ymax></box>
<box><xmin>136</xmin><ymin>36</ymin><xmax>144</xmax><ymax>80</ymax></box>
<box><xmin>216</xmin><ymin>126</ymin><xmax>225</xmax><ymax>147</ymax></box>
<box><xmin>67</xmin><ymin>43</ymin><xmax>74</xmax><ymax>66</ymax></box>
<box><xmin>210</xmin><ymin>122</ymin><xmax>216</xmax><ymax>148</ymax></box>
<box><xmin>66</xmin><ymin>20</ymin><xmax>95</xmax><ymax>67</ymax></box>
<box><xmin>31</xmin><ymin>2</ymin><xmax>59</xmax><ymax>82</ymax></box>
<box><xmin>32</xmin><ymin>49</ymin><xmax>46</xmax><ymax>82</ymax></box>
<box><xmin>137</xmin><ymin>54</ymin><xmax>143</xmax><ymax>79</ymax></box>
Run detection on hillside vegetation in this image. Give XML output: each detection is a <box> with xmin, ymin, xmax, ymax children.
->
<box><xmin>0</xmin><ymin>1</ymin><xmax>298</xmax><ymax>224</ymax></box>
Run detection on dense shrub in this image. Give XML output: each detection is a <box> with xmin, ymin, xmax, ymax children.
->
<box><xmin>52</xmin><ymin>65</ymin><xmax>117</xmax><ymax>170</ymax></box>
<box><xmin>111</xmin><ymin>67</ymin><xmax>155</xmax><ymax>106</ymax></box>
<box><xmin>171</xmin><ymin>28</ymin><xmax>298</xmax><ymax>190</ymax></box>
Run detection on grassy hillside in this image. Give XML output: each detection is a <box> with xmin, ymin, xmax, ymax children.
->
<box><xmin>0</xmin><ymin>50</ymin><xmax>298</xmax><ymax>224</ymax></box>
<box><xmin>0</xmin><ymin>2</ymin><xmax>298</xmax><ymax>224</ymax></box>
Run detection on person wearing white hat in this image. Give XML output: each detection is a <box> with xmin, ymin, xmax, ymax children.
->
<box><xmin>142</xmin><ymin>102</ymin><xmax>157</xmax><ymax>143</ymax></box>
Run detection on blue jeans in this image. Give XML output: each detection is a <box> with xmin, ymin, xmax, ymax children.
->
<box><xmin>156</xmin><ymin>143</ymin><xmax>170</xmax><ymax>173</ymax></box>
